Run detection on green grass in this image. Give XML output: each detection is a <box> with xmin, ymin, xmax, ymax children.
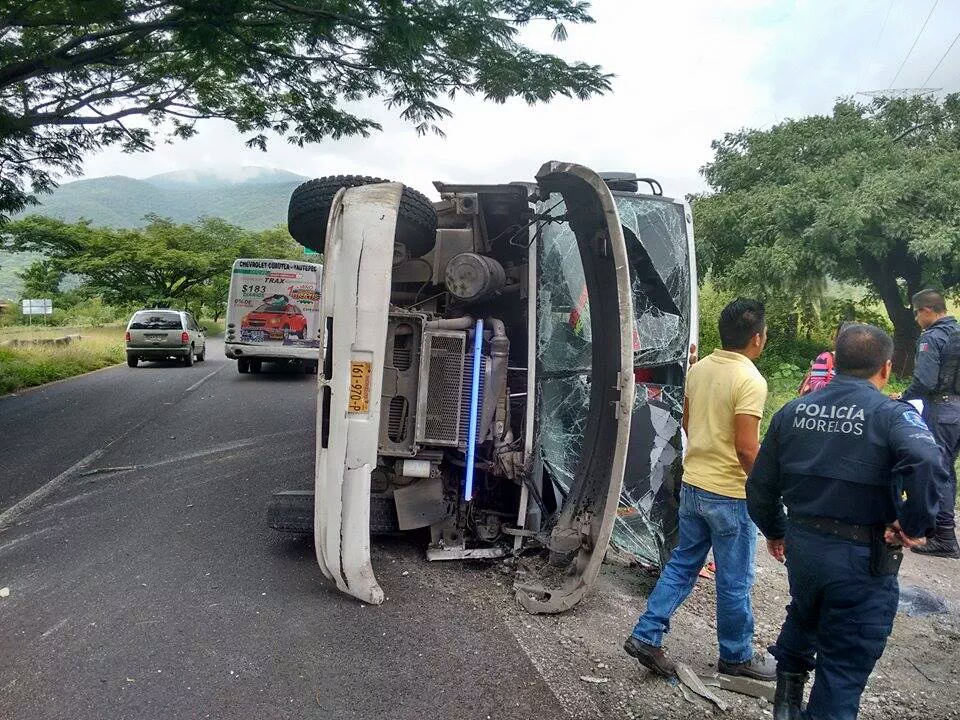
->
<box><xmin>0</xmin><ymin>326</ymin><xmax>125</xmax><ymax>394</ymax></box>
<box><xmin>200</xmin><ymin>318</ymin><xmax>225</xmax><ymax>335</ymax></box>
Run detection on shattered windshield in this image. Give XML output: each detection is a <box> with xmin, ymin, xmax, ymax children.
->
<box><xmin>536</xmin><ymin>194</ymin><xmax>691</xmax><ymax>566</ymax></box>
<box><xmin>617</xmin><ymin>197</ymin><xmax>691</xmax><ymax>367</ymax></box>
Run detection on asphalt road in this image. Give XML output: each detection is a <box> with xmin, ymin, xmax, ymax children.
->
<box><xmin>0</xmin><ymin>339</ymin><xmax>567</xmax><ymax>720</ymax></box>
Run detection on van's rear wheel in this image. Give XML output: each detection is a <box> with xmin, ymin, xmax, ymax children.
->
<box><xmin>287</xmin><ymin>175</ymin><xmax>437</xmax><ymax>257</ymax></box>
<box><xmin>268</xmin><ymin>490</ymin><xmax>399</xmax><ymax>534</ymax></box>
<box><xmin>127</xmin><ymin>355</ymin><xmax>138</xmax><ymax>368</ymax></box>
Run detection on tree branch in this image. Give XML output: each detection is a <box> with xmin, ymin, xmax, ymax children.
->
<box><xmin>893</xmin><ymin>122</ymin><xmax>935</xmax><ymax>143</ymax></box>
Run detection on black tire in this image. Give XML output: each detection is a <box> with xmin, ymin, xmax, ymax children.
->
<box><xmin>238</xmin><ymin>357</ymin><xmax>250</xmax><ymax>374</ymax></box>
<box><xmin>197</xmin><ymin>347</ymin><xmax>205</xmax><ymax>362</ymax></box>
<box><xmin>305</xmin><ymin>360</ymin><xmax>319</xmax><ymax>375</ymax></box>
<box><xmin>267</xmin><ymin>490</ymin><xmax>400</xmax><ymax>534</ymax></box>
<box><xmin>267</xmin><ymin>490</ymin><xmax>313</xmax><ymax>533</ymax></box>
<box><xmin>127</xmin><ymin>355</ymin><xmax>138</xmax><ymax>368</ymax></box>
<box><xmin>370</xmin><ymin>494</ymin><xmax>400</xmax><ymax>533</ymax></box>
<box><xmin>250</xmin><ymin>359</ymin><xmax>262</xmax><ymax>373</ymax></box>
<box><xmin>287</xmin><ymin>175</ymin><xmax>437</xmax><ymax>257</ymax></box>
<box><xmin>183</xmin><ymin>347</ymin><xmax>195</xmax><ymax>366</ymax></box>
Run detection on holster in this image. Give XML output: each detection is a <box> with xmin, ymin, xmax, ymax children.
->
<box><xmin>869</xmin><ymin>526</ymin><xmax>903</xmax><ymax>576</ymax></box>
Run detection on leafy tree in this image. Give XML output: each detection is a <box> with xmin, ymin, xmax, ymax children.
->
<box><xmin>694</xmin><ymin>94</ymin><xmax>960</xmax><ymax>374</ymax></box>
<box><xmin>1</xmin><ymin>215</ymin><xmax>300</xmax><ymax>311</ymax></box>
<box><xmin>16</xmin><ymin>259</ymin><xmax>65</xmax><ymax>299</ymax></box>
<box><xmin>0</xmin><ymin>1</ymin><xmax>610</xmax><ymax>219</ymax></box>
<box><xmin>198</xmin><ymin>273</ymin><xmax>230</xmax><ymax>323</ymax></box>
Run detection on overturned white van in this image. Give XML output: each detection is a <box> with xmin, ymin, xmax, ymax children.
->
<box><xmin>269</xmin><ymin>163</ymin><xmax>697</xmax><ymax>613</ymax></box>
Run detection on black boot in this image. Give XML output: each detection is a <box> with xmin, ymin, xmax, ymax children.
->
<box><xmin>773</xmin><ymin>671</ymin><xmax>807</xmax><ymax>720</ymax></box>
<box><xmin>912</xmin><ymin>527</ymin><xmax>960</xmax><ymax>559</ymax></box>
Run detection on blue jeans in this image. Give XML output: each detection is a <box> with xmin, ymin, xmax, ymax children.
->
<box><xmin>631</xmin><ymin>484</ymin><xmax>757</xmax><ymax>664</ymax></box>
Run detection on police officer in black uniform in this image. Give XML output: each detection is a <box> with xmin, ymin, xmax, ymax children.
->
<box><xmin>902</xmin><ymin>288</ymin><xmax>960</xmax><ymax>558</ymax></box>
<box><xmin>747</xmin><ymin>324</ymin><xmax>944</xmax><ymax>720</ymax></box>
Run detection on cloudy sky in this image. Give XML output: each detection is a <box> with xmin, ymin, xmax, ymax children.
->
<box><xmin>80</xmin><ymin>0</ymin><xmax>960</xmax><ymax>200</ymax></box>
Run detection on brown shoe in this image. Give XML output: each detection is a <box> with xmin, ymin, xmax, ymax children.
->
<box><xmin>623</xmin><ymin>636</ymin><xmax>677</xmax><ymax>678</ymax></box>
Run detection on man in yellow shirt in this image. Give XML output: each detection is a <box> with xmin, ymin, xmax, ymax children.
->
<box><xmin>624</xmin><ymin>299</ymin><xmax>775</xmax><ymax>681</ymax></box>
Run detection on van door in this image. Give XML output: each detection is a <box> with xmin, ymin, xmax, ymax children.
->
<box><xmin>515</xmin><ymin>162</ymin><xmax>636</xmax><ymax>614</ymax></box>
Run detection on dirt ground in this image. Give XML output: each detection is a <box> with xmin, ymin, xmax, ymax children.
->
<box><xmin>418</xmin><ymin>539</ymin><xmax>960</xmax><ymax>720</ymax></box>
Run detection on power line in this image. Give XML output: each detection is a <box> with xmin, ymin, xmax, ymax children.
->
<box><xmin>921</xmin><ymin>28</ymin><xmax>960</xmax><ymax>88</ymax></box>
<box><xmin>888</xmin><ymin>0</ymin><xmax>940</xmax><ymax>89</ymax></box>
<box><xmin>873</xmin><ymin>0</ymin><xmax>897</xmax><ymax>53</ymax></box>
<box><xmin>858</xmin><ymin>0</ymin><xmax>897</xmax><ymax>90</ymax></box>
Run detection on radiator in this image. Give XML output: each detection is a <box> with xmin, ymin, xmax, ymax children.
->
<box><xmin>415</xmin><ymin>329</ymin><xmax>486</xmax><ymax>448</ymax></box>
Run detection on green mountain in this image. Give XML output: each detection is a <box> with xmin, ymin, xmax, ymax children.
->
<box><xmin>15</xmin><ymin>166</ymin><xmax>309</xmax><ymax>229</ymax></box>
<box><xmin>1</xmin><ymin>167</ymin><xmax>310</xmax><ymax>299</ymax></box>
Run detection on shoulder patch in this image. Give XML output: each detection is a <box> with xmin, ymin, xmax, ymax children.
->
<box><xmin>902</xmin><ymin>410</ymin><xmax>928</xmax><ymax>430</ymax></box>
<box><xmin>919</xmin><ymin>341</ymin><xmax>929</xmax><ymax>352</ymax></box>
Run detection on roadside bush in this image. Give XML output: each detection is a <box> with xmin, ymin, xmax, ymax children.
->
<box><xmin>55</xmin><ymin>297</ymin><xmax>132</xmax><ymax>326</ymax></box>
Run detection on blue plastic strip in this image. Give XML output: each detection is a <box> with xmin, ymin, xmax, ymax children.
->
<box><xmin>464</xmin><ymin>319</ymin><xmax>484</xmax><ymax>502</ymax></box>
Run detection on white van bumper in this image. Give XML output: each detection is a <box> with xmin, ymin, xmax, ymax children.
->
<box><xmin>314</xmin><ymin>182</ymin><xmax>401</xmax><ymax>605</ymax></box>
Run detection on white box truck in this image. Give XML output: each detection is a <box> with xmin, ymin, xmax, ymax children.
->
<box><xmin>224</xmin><ymin>258</ymin><xmax>322</xmax><ymax>374</ymax></box>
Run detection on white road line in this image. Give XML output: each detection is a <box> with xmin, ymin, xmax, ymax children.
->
<box><xmin>39</xmin><ymin>618</ymin><xmax>69</xmax><ymax>640</ymax></box>
<box><xmin>0</xmin><ymin>449</ymin><xmax>104</xmax><ymax>529</ymax></box>
<box><xmin>0</xmin><ymin>408</ymin><xmax>160</xmax><ymax>530</ymax></box>
<box><xmin>185</xmin><ymin>367</ymin><xmax>221</xmax><ymax>393</ymax></box>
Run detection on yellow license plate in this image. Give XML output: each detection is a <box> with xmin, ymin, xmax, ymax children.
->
<box><xmin>348</xmin><ymin>361</ymin><xmax>372</xmax><ymax>413</ymax></box>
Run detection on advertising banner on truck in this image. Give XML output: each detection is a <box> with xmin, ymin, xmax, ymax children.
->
<box><xmin>229</xmin><ymin>259</ymin><xmax>321</xmax><ymax>349</ymax></box>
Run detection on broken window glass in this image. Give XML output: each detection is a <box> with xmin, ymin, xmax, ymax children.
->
<box><xmin>535</xmin><ymin>194</ymin><xmax>692</xmax><ymax>567</ymax></box>
<box><xmin>616</xmin><ymin>197</ymin><xmax>691</xmax><ymax>368</ymax></box>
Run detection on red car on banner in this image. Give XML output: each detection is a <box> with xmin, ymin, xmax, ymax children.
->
<box><xmin>240</xmin><ymin>295</ymin><xmax>309</xmax><ymax>339</ymax></box>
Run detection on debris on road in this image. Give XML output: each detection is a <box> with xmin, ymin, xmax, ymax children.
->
<box><xmin>0</xmin><ymin>587</ymin><xmax>9</xmax><ymax>598</ymax></box>
<box><xmin>676</xmin><ymin>663</ymin><xmax>728</xmax><ymax>711</ymax></box>
<box><xmin>898</xmin><ymin>585</ymin><xmax>950</xmax><ymax>618</ymax></box>
<box><xmin>79</xmin><ymin>466</ymin><xmax>137</xmax><ymax>477</ymax></box>
<box><xmin>702</xmin><ymin>673</ymin><xmax>775</xmax><ymax>702</ymax></box>
<box><xmin>579</xmin><ymin>676</ymin><xmax>610</xmax><ymax>684</ymax></box>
